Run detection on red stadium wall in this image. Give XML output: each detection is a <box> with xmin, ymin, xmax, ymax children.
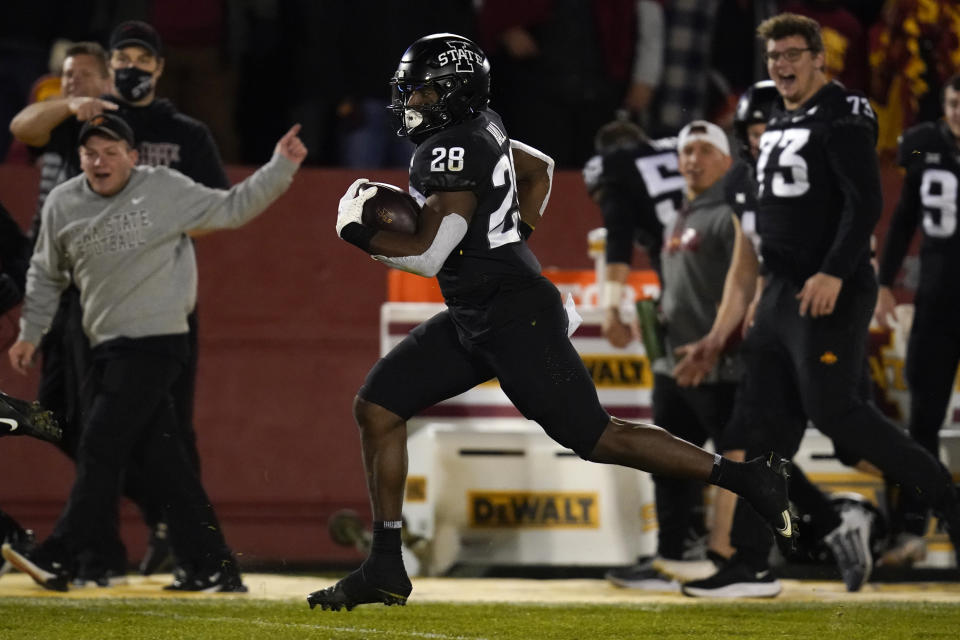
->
<box><xmin>0</xmin><ymin>161</ymin><xmax>905</xmax><ymax>567</ymax></box>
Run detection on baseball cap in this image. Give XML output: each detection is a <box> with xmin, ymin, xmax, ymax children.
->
<box><xmin>109</xmin><ymin>20</ymin><xmax>162</xmax><ymax>56</ymax></box>
<box><xmin>677</xmin><ymin>120</ymin><xmax>730</xmax><ymax>156</ymax></box>
<box><xmin>78</xmin><ymin>113</ymin><xmax>135</xmax><ymax>147</ymax></box>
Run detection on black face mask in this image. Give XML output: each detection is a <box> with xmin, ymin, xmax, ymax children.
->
<box><xmin>114</xmin><ymin>67</ymin><xmax>154</xmax><ymax>102</ymax></box>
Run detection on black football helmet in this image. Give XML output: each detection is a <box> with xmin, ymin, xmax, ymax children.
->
<box><xmin>389</xmin><ymin>33</ymin><xmax>491</xmax><ymax>141</ymax></box>
<box><xmin>593</xmin><ymin>117</ymin><xmax>648</xmax><ymax>154</ymax></box>
<box><xmin>733</xmin><ymin>80</ymin><xmax>780</xmax><ymax>157</ymax></box>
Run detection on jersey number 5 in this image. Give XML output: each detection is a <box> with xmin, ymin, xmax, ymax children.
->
<box><xmin>756</xmin><ymin>128</ymin><xmax>811</xmax><ymax>198</ymax></box>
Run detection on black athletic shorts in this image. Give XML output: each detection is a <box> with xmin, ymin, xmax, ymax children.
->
<box><xmin>359</xmin><ymin>278</ymin><xmax>611</xmax><ymax>458</ymax></box>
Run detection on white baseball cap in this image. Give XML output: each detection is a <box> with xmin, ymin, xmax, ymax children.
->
<box><xmin>678</xmin><ymin>120</ymin><xmax>730</xmax><ymax>156</ymax></box>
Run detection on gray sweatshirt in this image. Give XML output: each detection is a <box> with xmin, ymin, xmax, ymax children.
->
<box><xmin>654</xmin><ymin>176</ymin><xmax>742</xmax><ymax>383</ymax></box>
<box><xmin>20</xmin><ymin>153</ymin><xmax>297</xmax><ymax>347</ymax></box>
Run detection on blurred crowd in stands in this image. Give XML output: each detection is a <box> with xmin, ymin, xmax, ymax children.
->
<box><xmin>2</xmin><ymin>0</ymin><xmax>959</xmax><ymax>169</ymax></box>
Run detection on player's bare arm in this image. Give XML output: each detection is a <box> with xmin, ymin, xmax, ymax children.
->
<box><xmin>10</xmin><ymin>97</ymin><xmax>117</xmax><ymax>147</ymax></box>
<box><xmin>510</xmin><ymin>139</ymin><xmax>554</xmax><ymax>235</ymax></box>
<box><xmin>601</xmin><ymin>262</ymin><xmax>634</xmax><ymax>349</ymax></box>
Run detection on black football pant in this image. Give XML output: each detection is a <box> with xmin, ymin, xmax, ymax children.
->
<box><xmin>730</xmin><ymin>274</ymin><xmax>952</xmax><ymax>567</ymax></box>
<box><xmin>36</xmin><ymin>287</ymin><xmax>90</xmax><ymax>456</ymax></box>
<box><xmin>125</xmin><ymin>309</ymin><xmax>203</xmax><ymax>533</ymax></box>
<box><xmin>38</xmin><ymin>335</ymin><xmax>231</xmax><ymax>575</ymax></box>
<box><xmin>651</xmin><ymin>374</ymin><xmax>736</xmax><ymax>559</ymax></box>
<box><xmin>893</xmin><ymin>301</ymin><xmax>960</xmax><ymax>535</ymax></box>
<box><xmin>37</xmin><ymin>290</ymin><xmax>203</xmax><ymax>549</ymax></box>
<box><xmin>0</xmin><ymin>508</ymin><xmax>23</xmax><ymax>540</ymax></box>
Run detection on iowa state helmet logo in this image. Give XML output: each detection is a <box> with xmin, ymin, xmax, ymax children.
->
<box><xmin>437</xmin><ymin>41</ymin><xmax>484</xmax><ymax>72</ymax></box>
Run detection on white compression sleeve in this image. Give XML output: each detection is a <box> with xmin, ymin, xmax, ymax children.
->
<box><xmin>510</xmin><ymin>139</ymin><xmax>554</xmax><ymax>219</ymax></box>
<box><xmin>372</xmin><ymin>214</ymin><xmax>468</xmax><ymax>277</ymax></box>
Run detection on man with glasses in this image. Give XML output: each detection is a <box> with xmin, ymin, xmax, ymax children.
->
<box><xmin>679</xmin><ymin>12</ymin><xmax>960</xmax><ymax>597</ymax></box>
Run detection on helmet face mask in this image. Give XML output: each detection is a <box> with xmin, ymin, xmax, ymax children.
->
<box><xmin>389</xmin><ymin>33</ymin><xmax>490</xmax><ymax>141</ymax></box>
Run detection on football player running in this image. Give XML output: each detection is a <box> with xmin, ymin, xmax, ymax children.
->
<box><xmin>309</xmin><ymin>33</ymin><xmax>796</xmax><ymax>612</ymax></box>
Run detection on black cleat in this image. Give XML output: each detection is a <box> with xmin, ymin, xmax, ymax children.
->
<box><xmin>71</xmin><ymin>551</ymin><xmax>128</xmax><ymax>588</ymax></box>
<box><xmin>1</xmin><ymin>542</ymin><xmax>69</xmax><ymax>592</ymax></box>
<box><xmin>0</xmin><ymin>391</ymin><xmax>61</xmax><ymax>444</ymax></box>
<box><xmin>742</xmin><ymin>453</ymin><xmax>799</xmax><ymax>553</ymax></box>
<box><xmin>139</xmin><ymin>522</ymin><xmax>172</xmax><ymax>575</ymax></box>
<box><xmin>307</xmin><ymin>563</ymin><xmax>412</xmax><ymax>611</ymax></box>
<box><xmin>162</xmin><ymin>560</ymin><xmax>247</xmax><ymax>593</ymax></box>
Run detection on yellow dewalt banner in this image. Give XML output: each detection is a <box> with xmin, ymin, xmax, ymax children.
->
<box><xmin>469</xmin><ymin>491</ymin><xmax>599</xmax><ymax>529</ymax></box>
<box><xmin>581</xmin><ymin>355</ymin><xmax>652</xmax><ymax>388</ymax></box>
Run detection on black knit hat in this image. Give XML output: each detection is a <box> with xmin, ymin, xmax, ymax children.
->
<box><xmin>109</xmin><ymin>20</ymin><xmax>162</xmax><ymax>56</ymax></box>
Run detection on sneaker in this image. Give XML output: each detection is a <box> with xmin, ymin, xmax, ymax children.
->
<box><xmin>72</xmin><ymin>569</ymin><xmax>128</xmax><ymax>588</ymax></box>
<box><xmin>0</xmin><ymin>527</ymin><xmax>34</xmax><ymax>577</ymax></box>
<box><xmin>682</xmin><ymin>559</ymin><xmax>782</xmax><ymax>598</ymax></box>
<box><xmin>1</xmin><ymin>542</ymin><xmax>69</xmax><ymax>592</ymax></box>
<box><xmin>71</xmin><ymin>555</ymin><xmax>128</xmax><ymax>588</ymax></box>
<box><xmin>605</xmin><ymin>558</ymin><xmax>680</xmax><ymax>591</ymax></box>
<box><xmin>163</xmin><ymin>562</ymin><xmax>247</xmax><ymax>593</ymax></box>
<box><xmin>307</xmin><ymin>559</ymin><xmax>412</xmax><ymax>611</ymax></box>
<box><xmin>652</xmin><ymin>556</ymin><xmax>719</xmax><ymax>583</ymax></box>
<box><xmin>139</xmin><ymin>522</ymin><xmax>172</xmax><ymax>575</ymax></box>
<box><xmin>934</xmin><ymin>486</ymin><xmax>960</xmax><ymax>568</ymax></box>
<box><xmin>0</xmin><ymin>391</ymin><xmax>61</xmax><ymax>443</ymax></box>
<box><xmin>740</xmin><ymin>453</ymin><xmax>798</xmax><ymax>552</ymax></box>
<box><xmin>878</xmin><ymin>533</ymin><xmax>927</xmax><ymax>567</ymax></box>
<box><xmin>824</xmin><ymin>505</ymin><xmax>874</xmax><ymax>591</ymax></box>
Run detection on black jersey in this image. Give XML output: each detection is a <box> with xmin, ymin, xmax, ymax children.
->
<box><xmin>878</xmin><ymin>120</ymin><xmax>960</xmax><ymax>307</ymax></box>
<box><xmin>408</xmin><ymin>110</ymin><xmax>545</xmax><ymax>338</ymax></box>
<box><xmin>108</xmin><ymin>97</ymin><xmax>229</xmax><ymax>189</ymax></box>
<box><xmin>583</xmin><ymin>137</ymin><xmax>684</xmax><ymax>275</ymax></box>
<box><xmin>29</xmin><ymin>118</ymin><xmax>84</xmax><ymax>241</ymax></box>
<box><xmin>755</xmin><ymin>81</ymin><xmax>881</xmax><ymax>285</ymax></box>
<box><xmin>724</xmin><ymin>157</ymin><xmax>762</xmax><ymax>255</ymax></box>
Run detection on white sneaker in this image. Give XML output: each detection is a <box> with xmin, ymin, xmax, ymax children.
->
<box><xmin>879</xmin><ymin>533</ymin><xmax>927</xmax><ymax>567</ymax></box>
<box><xmin>824</xmin><ymin>505</ymin><xmax>873</xmax><ymax>592</ymax></box>
<box><xmin>652</xmin><ymin>556</ymin><xmax>718</xmax><ymax>582</ymax></box>
<box><xmin>605</xmin><ymin>558</ymin><xmax>680</xmax><ymax>591</ymax></box>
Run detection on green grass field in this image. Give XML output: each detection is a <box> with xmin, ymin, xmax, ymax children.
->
<box><xmin>3</xmin><ymin>597</ymin><xmax>960</xmax><ymax>640</ymax></box>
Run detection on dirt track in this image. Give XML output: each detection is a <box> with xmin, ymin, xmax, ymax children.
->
<box><xmin>2</xmin><ymin>573</ymin><xmax>960</xmax><ymax>604</ymax></box>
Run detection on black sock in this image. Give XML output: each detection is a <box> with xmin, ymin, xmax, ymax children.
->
<box><xmin>707</xmin><ymin>455</ymin><xmax>748</xmax><ymax>494</ymax></box>
<box><xmin>371</xmin><ymin>521</ymin><xmax>402</xmax><ymax>556</ymax></box>
<box><xmin>731</xmin><ymin>549</ymin><xmax>769</xmax><ymax>572</ymax></box>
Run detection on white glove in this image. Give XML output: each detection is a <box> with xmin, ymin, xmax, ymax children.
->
<box><xmin>336</xmin><ymin>178</ymin><xmax>377</xmax><ymax>236</ymax></box>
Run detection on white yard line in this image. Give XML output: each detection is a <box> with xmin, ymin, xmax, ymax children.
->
<box><xmin>134</xmin><ymin>610</ymin><xmax>489</xmax><ymax>640</ymax></box>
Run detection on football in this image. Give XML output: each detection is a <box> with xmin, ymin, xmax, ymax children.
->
<box><xmin>359</xmin><ymin>182</ymin><xmax>420</xmax><ymax>234</ymax></box>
